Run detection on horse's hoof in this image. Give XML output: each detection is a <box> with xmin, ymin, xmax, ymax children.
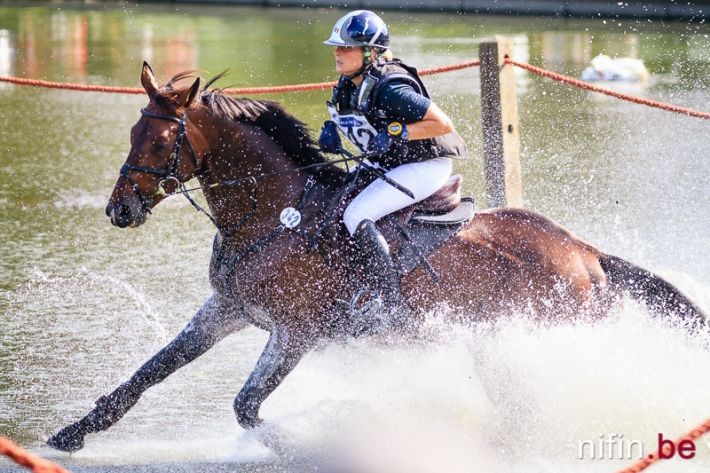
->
<box><xmin>47</xmin><ymin>423</ymin><xmax>86</xmax><ymax>453</ymax></box>
<box><xmin>237</xmin><ymin>414</ymin><xmax>263</xmax><ymax>430</ymax></box>
<box><xmin>236</xmin><ymin>407</ymin><xmax>263</xmax><ymax>430</ymax></box>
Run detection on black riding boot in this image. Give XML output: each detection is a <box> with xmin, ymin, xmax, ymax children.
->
<box><xmin>351</xmin><ymin>219</ymin><xmax>410</xmax><ymax>334</ymax></box>
<box><xmin>47</xmin><ymin>382</ymin><xmax>140</xmax><ymax>452</ymax></box>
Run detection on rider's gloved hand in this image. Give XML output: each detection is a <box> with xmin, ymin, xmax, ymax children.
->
<box><xmin>366</xmin><ymin>122</ymin><xmax>408</xmax><ymax>156</ymax></box>
<box><xmin>318</xmin><ymin>121</ymin><xmax>342</xmax><ymax>154</ymax></box>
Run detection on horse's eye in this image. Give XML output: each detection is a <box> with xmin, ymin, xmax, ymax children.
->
<box><xmin>154</xmin><ymin>141</ymin><xmax>168</xmax><ymax>151</ymax></box>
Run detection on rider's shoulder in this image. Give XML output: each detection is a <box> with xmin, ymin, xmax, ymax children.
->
<box><xmin>373</xmin><ymin>80</ymin><xmax>431</xmax><ymax>122</ymax></box>
<box><xmin>376</xmin><ymin>80</ymin><xmax>421</xmax><ymax>103</ymax></box>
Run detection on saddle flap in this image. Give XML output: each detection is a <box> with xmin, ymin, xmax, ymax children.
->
<box><xmin>389</xmin><ymin>197</ymin><xmax>476</xmax><ymax>276</ymax></box>
<box><xmin>391</xmin><ymin>198</ymin><xmax>474</xmax><ymax>276</ymax></box>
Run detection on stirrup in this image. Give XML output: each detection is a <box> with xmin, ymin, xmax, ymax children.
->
<box><xmin>336</xmin><ymin>287</ymin><xmax>386</xmax><ymax>337</ymax></box>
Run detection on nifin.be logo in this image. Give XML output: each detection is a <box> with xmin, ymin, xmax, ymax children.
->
<box><xmin>578</xmin><ymin>433</ymin><xmax>697</xmax><ymax>461</ymax></box>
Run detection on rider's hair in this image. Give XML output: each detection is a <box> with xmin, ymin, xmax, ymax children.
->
<box><xmin>376</xmin><ymin>49</ymin><xmax>394</xmax><ymax>61</ymax></box>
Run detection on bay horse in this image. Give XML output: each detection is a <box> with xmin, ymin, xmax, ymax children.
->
<box><xmin>48</xmin><ymin>63</ymin><xmax>706</xmax><ymax>453</ymax></box>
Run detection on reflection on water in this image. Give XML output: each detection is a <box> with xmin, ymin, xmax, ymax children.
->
<box><xmin>3</xmin><ymin>5</ymin><xmax>708</xmax><ymax>87</ymax></box>
<box><xmin>1</xmin><ymin>3</ymin><xmax>708</xmax><ymax>472</ymax></box>
<box><xmin>0</xmin><ymin>29</ymin><xmax>13</xmax><ymax>77</ymax></box>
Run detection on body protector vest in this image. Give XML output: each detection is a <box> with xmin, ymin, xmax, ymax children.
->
<box><xmin>327</xmin><ymin>58</ymin><xmax>467</xmax><ymax>168</ymax></box>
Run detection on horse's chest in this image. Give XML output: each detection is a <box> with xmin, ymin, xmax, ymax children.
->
<box><xmin>208</xmin><ymin>235</ymin><xmax>279</xmax><ymax>330</ymax></box>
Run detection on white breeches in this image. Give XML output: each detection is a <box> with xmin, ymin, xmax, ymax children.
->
<box><xmin>343</xmin><ymin>157</ymin><xmax>453</xmax><ymax>235</ymax></box>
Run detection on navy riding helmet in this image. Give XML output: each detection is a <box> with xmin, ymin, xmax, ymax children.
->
<box><xmin>324</xmin><ymin>10</ymin><xmax>390</xmax><ymax>50</ymax></box>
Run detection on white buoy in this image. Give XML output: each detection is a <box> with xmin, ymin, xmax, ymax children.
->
<box><xmin>581</xmin><ymin>54</ymin><xmax>650</xmax><ymax>83</ymax></box>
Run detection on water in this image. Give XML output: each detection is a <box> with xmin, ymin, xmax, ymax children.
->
<box><xmin>1</xmin><ymin>3</ymin><xmax>709</xmax><ymax>472</ymax></box>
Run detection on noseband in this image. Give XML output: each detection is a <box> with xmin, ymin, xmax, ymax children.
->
<box><xmin>119</xmin><ymin>108</ymin><xmax>199</xmax><ymax>214</ymax></box>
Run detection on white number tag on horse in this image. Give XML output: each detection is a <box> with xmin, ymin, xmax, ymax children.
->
<box><xmin>280</xmin><ymin>207</ymin><xmax>302</xmax><ymax>229</ymax></box>
<box><xmin>327</xmin><ymin>103</ymin><xmax>378</xmax><ymax>154</ymax></box>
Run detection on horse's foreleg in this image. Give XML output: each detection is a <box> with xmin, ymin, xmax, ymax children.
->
<box><xmin>234</xmin><ymin>327</ymin><xmax>313</xmax><ymax>430</ymax></box>
<box><xmin>128</xmin><ymin>297</ymin><xmax>248</xmax><ymax>389</ymax></box>
<box><xmin>47</xmin><ymin>295</ymin><xmax>247</xmax><ymax>452</ymax></box>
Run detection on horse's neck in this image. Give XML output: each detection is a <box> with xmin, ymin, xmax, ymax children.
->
<box><xmin>200</xmin><ymin>121</ymin><xmax>307</xmax><ymax>236</ymax></box>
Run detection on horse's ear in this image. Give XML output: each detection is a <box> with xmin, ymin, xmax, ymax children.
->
<box><xmin>179</xmin><ymin>77</ymin><xmax>201</xmax><ymax>109</ymax></box>
<box><xmin>141</xmin><ymin>61</ymin><xmax>159</xmax><ymax>97</ymax></box>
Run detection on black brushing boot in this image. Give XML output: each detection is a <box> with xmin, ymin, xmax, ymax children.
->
<box><xmin>351</xmin><ymin>219</ymin><xmax>411</xmax><ymax>335</ymax></box>
<box><xmin>47</xmin><ymin>382</ymin><xmax>140</xmax><ymax>452</ymax></box>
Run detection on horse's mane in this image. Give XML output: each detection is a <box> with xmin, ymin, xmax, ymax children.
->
<box><xmin>159</xmin><ymin>71</ymin><xmax>345</xmax><ymax>187</ymax></box>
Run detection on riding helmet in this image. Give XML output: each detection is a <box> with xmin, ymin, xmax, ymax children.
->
<box><xmin>324</xmin><ymin>10</ymin><xmax>390</xmax><ymax>50</ymax></box>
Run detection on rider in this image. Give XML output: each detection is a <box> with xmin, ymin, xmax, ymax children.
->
<box><xmin>319</xmin><ymin>10</ymin><xmax>466</xmax><ymax>323</ymax></box>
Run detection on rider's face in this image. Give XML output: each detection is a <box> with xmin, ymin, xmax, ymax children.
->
<box><xmin>334</xmin><ymin>46</ymin><xmax>365</xmax><ymax>76</ymax></box>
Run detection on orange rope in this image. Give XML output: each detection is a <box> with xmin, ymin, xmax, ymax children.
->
<box><xmin>0</xmin><ymin>437</ymin><xmax>71</xmax><ymax>473</ymax></box>
<box><xmin>616</xmin><ymin>418</ymin><xmax>710</xmax><ymax>473</ymax></box>
<box><xmin>221</xmin><ymin>60</ymin><xmax>482</xmax><ymax>95</ymax></box>
<box><xmin>420</xmin><ymin>59</ymin><xmax>481</xmax><ymax>75</ymax></box>
<box><xmin>0</xmin><ymin>59</ymin><xmax>481</xmax><ymax>96</ymax></box>
<box><xmin>223</xmin><ymin>81</ymin><xmax>335</xmax><ymax>95</ymax></box>
<box><xmin>2</xmin><ymin>56</ymin><xmax>707</xmax><ymax>121</ymax></box>
<box><xmin>505</xmin><ymin>58</ymin><xmax>710</xmax><ymax>120</ymax></box>
<box><xmin>0</xmin><ymin>76</ymin><xmax>145</xmax><ymax>94</ymax></box>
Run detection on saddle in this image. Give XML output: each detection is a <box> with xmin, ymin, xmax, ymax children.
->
<box><xmin>306</xmin><ymin>173</ymin><xmax>475</xmax><ymax>280</ymax></box>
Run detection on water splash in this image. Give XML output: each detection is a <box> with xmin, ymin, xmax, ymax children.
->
<box><xmin>239</xmin><ymin>302</ymin><xmax>710</xmax><ymax>473</ymax></box>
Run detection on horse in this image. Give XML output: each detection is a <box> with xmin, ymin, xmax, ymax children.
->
<box><xmin>47</xmin><ymin>63</ymin><xmax>706</xmax><ymax>453</ymax></box>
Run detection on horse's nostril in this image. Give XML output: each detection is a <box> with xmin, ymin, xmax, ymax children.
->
<box><xmin>105</xmin><ymin>205</ymin><xmax>112</xmax><ymax>217</ymax></box>
<box><xmin>118</xmin><ymin>204</ymin><xmax>131</xmax><ymax>218</ymax></box>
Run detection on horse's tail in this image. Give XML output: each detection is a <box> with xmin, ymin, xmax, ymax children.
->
<box><xmin>599</xmin><ymin>253</ymin><xmax>707</xmax><ymax>333</ymax></box>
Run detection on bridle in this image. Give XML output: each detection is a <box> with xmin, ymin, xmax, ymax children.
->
<box><xmin>119</xmin><ymin>108</ymin><xmax>200</xmax><ymax>216</ymax></box>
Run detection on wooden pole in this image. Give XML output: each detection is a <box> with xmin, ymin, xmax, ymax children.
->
<box><xmin>479</xmin><ymin>36</ymin><xmax>522</xmax><ymax>208</ymax></box>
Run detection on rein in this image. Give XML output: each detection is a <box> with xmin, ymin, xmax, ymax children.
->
<box><xmin>122</xmin><ymin>108</ymin><xmax>360</xmax><ymax>239</ymax></box>
<box><xmin>174</xmin><ymin>155</ymin><xmax>358</xmax><ymax>196</ymax></box>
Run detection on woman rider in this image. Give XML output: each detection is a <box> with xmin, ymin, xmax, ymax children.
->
<box><xmin>318</xmin><ymin>10</ymin><xmax>467</xmax><ymax>322</ymax></box>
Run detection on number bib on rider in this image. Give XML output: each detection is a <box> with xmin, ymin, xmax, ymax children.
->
<box><xmin>327</xmin><ymin>103</ymin><xmax>378</xmax><ymax>154</ymax></box>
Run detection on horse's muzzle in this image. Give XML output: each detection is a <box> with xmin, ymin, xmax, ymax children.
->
<box><xmin>106</xmin><ymin>201</ymin><xmax>148</xmax><ymax>228</ymax></box>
